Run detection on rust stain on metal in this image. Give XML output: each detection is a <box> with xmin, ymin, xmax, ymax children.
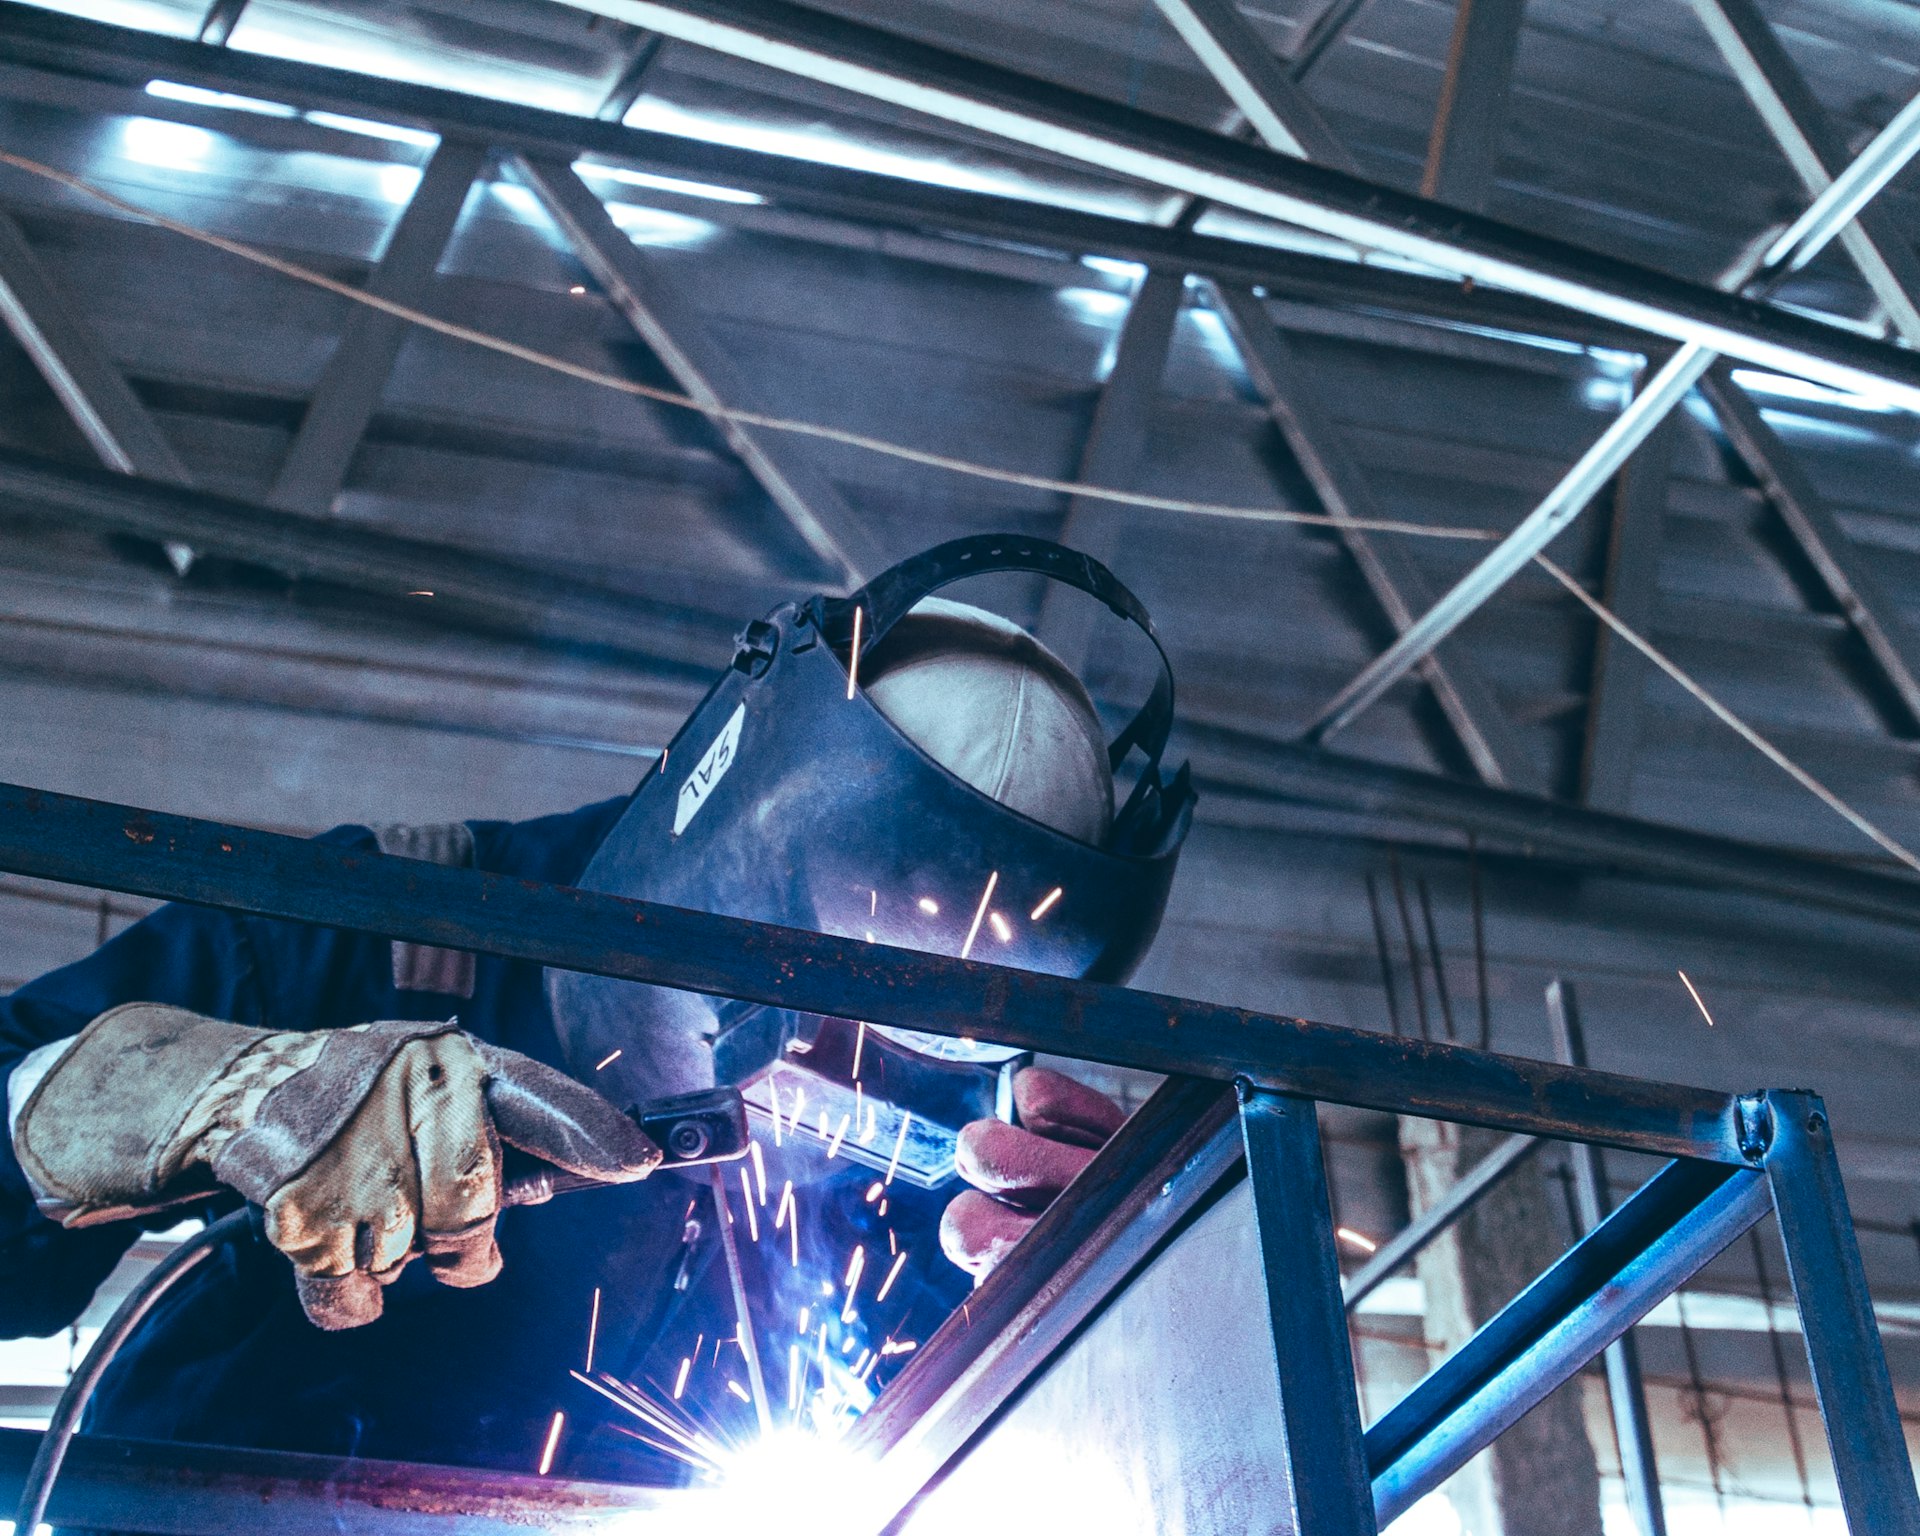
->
<box><xmin>122</xmin><ymin>814</ymin><xmax>154</xmax><ymax>845</ymax></box>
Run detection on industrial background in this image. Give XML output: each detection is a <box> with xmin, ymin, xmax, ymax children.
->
<box><xmin>1</xmin><ymin>0</ymin><xmax>1919</xmax><ymax>1529</ymax></box>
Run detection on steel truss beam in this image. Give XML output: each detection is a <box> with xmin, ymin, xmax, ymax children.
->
<box><xmin>1698</xmin><ymin>364</ymin><xmax>1920</xmax><ymax>731</ymax></box>
<box><xmin>267</xmin><ymin>137</ymin><xmax>485</xmax><ymax>518</ymax></box>
<box><xmin>539</xmin><ymin>0</ymin><xmax>1920</xmax><ymax>408</ymax></box>
<box><xmin>1213</xmin><ymin>285</ymin><xmax>1547</xmax><ymax>792</ymax></box>
<box><xmin>513</xmin><ymin>154</ymin><xmax>879</xmax><ymax>585</ymax></box>
<box><xmin>0</xmin><ymin>5</ymin><xmax>1638</xmax><ymax>356</ymax></box>
<box><xmin>1421</xmin><ymin>0</ymin><xmax>1527</xmax><ymax>211</ymax></box>
<box><xmin>0</xmin><ymin>778</ymin><xmax>1747</xmax><ymax>1159</ymax></box>
<box><xmin>1684</xmin><ymin>0</ymin><xmax>1920</xmax><ymax>347</ymax></box>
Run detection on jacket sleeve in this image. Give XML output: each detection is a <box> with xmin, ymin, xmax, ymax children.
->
<box><xmin>0</xmin><ymin>825</ymin><xmax>391</xmax><ymax>1338</ymax></box>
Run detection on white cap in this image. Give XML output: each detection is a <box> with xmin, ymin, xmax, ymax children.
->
<box><xmin>860</xmin><ymin>597</ymin><xmax>1114</xmax><ymax>846</ymax></box>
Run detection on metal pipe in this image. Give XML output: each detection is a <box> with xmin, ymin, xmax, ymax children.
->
<box><xmin>539</xmin><ymin>0</ymin><xmax>1920</xmax><ymax>410</ymax></box>
<box><xmin>0</xmin><ymin>780</ymin><xmax>1751</xmax><ymax>1161</ymax></box>
<box><xmin>1367</xmin><ymin>1163</ymin><xmax>1773</xmax><ymax>1526</ymax></box>
<box><xmin>1341</xmin><ymin>1131</ymin><xmax>1541</xmax><ymax>1309</ymax></box>
<box><xmin>1547</xmin><ymin>980</ymin><xmax>1668</xmax><ymax>1536</ymax></box>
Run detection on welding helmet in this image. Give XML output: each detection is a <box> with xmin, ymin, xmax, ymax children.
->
<box><xmin>547</xmin><ymin>535</ymin><xmax>1194</xmax><ymax>1178</ymax></box>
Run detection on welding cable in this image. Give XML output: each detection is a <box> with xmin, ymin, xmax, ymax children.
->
<box><xmin>0</xmin><ymin>149</ymin><xmax>1495</xmax><ymax>548</ymax></box>
<box><xmin>4</xmin><ymin>151</ymin><xmax>1918</xmax><ymax>883</ymax></box>
<box><xmin>12</xmin><ymin>1207</ymin><xmax>250</xmax><ymax>1535</ymax></box>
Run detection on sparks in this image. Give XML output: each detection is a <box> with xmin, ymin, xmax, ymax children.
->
<box><xmin>841</xmin><ymin>1246</ymin><xmax>865</xmax><ymax>1323</ymax></box>
<box><xmin>1677</xmin><ymin>969</ymin><xmax>1717</xmax><ymax>1027</ymax></box>
<box><xmin>594</xmin><ymin>1048</ymin><xmax>622</xmax><ymax>1071</ymax></box>
<box><xmin>875</xmin><ymin>1248</ymin><xmax>909</xmax><ymax>1302</ymax></box>
<box><xmin>788</xmin><ymin>1084</ymin><xmax>807</xmax><ymax>1138</ymax></box>
<box><xmin>859</xmin><ymin>1101</ymin><xmax>878</xmax><ymax>1145</ymax></box>
<box><xmin>775</xmin><ymin>1180</ymin><xmax>795</xmax><ymax>1230</ymax></box>
<box><xmin>1030</xmin><ymin>886</ymin><xmax>1063</xmax><ymax>921</ymax></box>
<box><xmin>1336</xmin><ymin>1226</ymin><xmax>1378</xmax><ymax>1254</ymax></box>
<box><xmin>884</xmin><ymin>1112</ymin><xmax>912</xmax><ymax>1185</ymax></box>
<box><xmin>987</xmin><ymin>910</ymin><xmax>1012</xmax><ymax>943</ymax></box>
<box><xmin>766</xmin><ymin>1078</ymin><xmax>784</xmax><ymax>1147</ymax></box>
<box><xmin>749</xmin><ymin>1140</ymin><xmax>767</xmax><ymax>1205</ymax></box>
<box><xmin>537</xmin><ymin>1411</ymin><xmax>565</xmax><ymax>1476</ymax></box>
<box><xmin>788</xmin><ymin>1341</ymin><xmax>803</xmax><ymax>1413</ymax></box>
<box><xmin>917</xmin><ymin>896</ymin><xmax>939</xmax><ymax>915</ymax></box>
<box><xmin>739</xmin><ymin>1168</ymin><xmax>760</xmax><ymax>1242</ymax></box>
<box><xmin>673</xmin><ymin>1357</ymin><xmax>692</xmax><ymax>1400</ymax></box>
<box><xmin>846</xmin><ymin>605</ymin><xmax>864</xmax><ymax>699</ymax></box>
<box><xmin>852</xmin><ymin>1020</ymin><xmax>867</xmax><ymax>1080</ymax></box>
<box><xmin>825</xmin><ymin>1113</ymin><xmax>852</xmax><ymax>1159</ymax></box>
<box><xmin>879</xmin><ymin>1338</ymin><xmax>917</xmax><ymax>1357</ymax></box>
<box><xmin>408</xmin><ymin>589</ymin><xmax>434</xmax><ymax>597</ymax></box>
<box><xmin>727</xmin><ymin>1380</ymin><xmax>751</xmax><ymax>1404</ymax></box>
<box><xmin>888</xmin><ymin>1227</ymin><xmax>897</xmax><ymax>1255</ymax></box>
<box><xmin>865</xmin><ymin>1181</ymin><xmax>883</xmax><ymax>1204</ymax></box>
<box><xmin>585</xmin><ymin>1287</ymin><xmax>602</xmax><ymax>1372</ymax></box>
<box><xmin>960</xmin><ymin>871</ymin><xmax>999</xmax><ymax>959</ymax></box>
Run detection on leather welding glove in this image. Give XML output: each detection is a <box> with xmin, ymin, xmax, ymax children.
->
<box><xmin>13</xmin><ymin>1005</ymin><xmax>661</xmax><ymax>1329</ymax></box>
<box><xmin>940</xmin><ymin>1065</ymin><xmax>1125</xmax><ymax>1282</ymax></box>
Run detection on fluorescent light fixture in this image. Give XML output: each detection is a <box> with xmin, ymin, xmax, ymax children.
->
<box><xmin>1729</xmin><ymin>366</ymin><xmax>1901</xmax><ymax>415</ymax></box>
<box><xmin>120</xmin><ymin>116</ymin><xmax>216</xmax><ymax>171</ymax></box>
<box><xmin>376</xmin><ymin>163</ymin><xmax>423</xmax><ymax>205</ymax></box>
<box><xmin>145</xmin><ymin>79</ymin><xmax>298</xmax><ymax>117</ymax></box>
<box><xmin>304</xmin><ymin>110</ymin><xmax>439</xmax><ymax>149</ymax></box>
<box><xmin>1080</xmin><ymin>255</ymin><xmax>1146</xmax><ymax>280</ymax></box>
<box><xmin>604</xmin><ymin>202</ymin><xmax>717</xmax><ymax>248</ymax></box>
<box><xmin>576</xmin><ymin>161</ymin><xmax>764</xmax><ymax>205</ymax></box>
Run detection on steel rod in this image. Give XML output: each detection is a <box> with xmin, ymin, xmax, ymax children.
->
<box><xmin>0</xmin><ymin>780</ymin><xmax>1750</xmax><ymax>1160</ymax></box>
<box><xmin>1341</xmin><ymin>1130</ymin><xmax>1541</xmax><ymax>1309</ymax></box>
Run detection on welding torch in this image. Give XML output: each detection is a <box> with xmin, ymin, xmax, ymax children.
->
<box><xmin>501</xmin><ymin>1085</ymin><xmax>751</xmax><ymax>1205</ymax></box>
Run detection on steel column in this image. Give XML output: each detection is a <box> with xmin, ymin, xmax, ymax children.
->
<box><xmin>513</xmin><ymin>154</ymin><xmax>878</xmax><ymax>585</ymax></box>
<box><xmin>1763</xmin><ymin>1090</ymin><xmax>1920</xmax><ymax>1535</ymax></box>
<box><xmin>1421</xmin><ymin>0</ymin><xmax>1528</xmax><ymax>211</ymax></box>
<box><xmin>1239</xmin><ymin>1085</ymin><xmax>1377</xmax><ymax>1536</ymax></box>
<box><xmin>267</xmin><ymin>137</ymin><xmax>486</xmax><ymax>517</ymax></box>
<box><xmin>1684</xmin><ymin>0</ymin><xmax>1920</xmax><ymax>345</ymax></box>
<box><xmin>1038</xmin><ymin>268</ymin><xmax>1185</xmax><ymax>671</ymax></box>
<box><xmin>1341</xmin><ymin>1130</ymin><xmax>1541</xmax><ymax>1309</ymax></box>
<box><xmin>1213</xmin><ymin>285</ymin><xmax>1547</xmax><ymax>792</ymax></box>
<box><xmin>1548</xmin><ymin>980</ymin><xmax>1668</xmax><ymax>1536</ymax></box>
<box><xmin>0</xmin><ymin>779</ymin><xmax>1750</xmax><ymax>1159</ymax></box>
<box><xmin>1579</xmin><ymin>413</ymin><xmax>1677</xmax><ymax>812</ymax></box>
<box><xmin>1366</xmin><ymin>1158</ymin><xmax>1772</xmax><ymax>1526</ymax></box>
<box><xmin>534</xmin><ymin>0</ymin><xmax>1920</xmax><ymax>408</ymax></box>
<box><xmin>1699</xmin><ymin>363</ymin><xmax>1920</xmax><ymax>730</ymax></box>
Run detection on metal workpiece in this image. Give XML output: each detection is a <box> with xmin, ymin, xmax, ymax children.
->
<box><xmin>853</xmin><ymin>1077</ymin><xmax>1238</xmax><ymax>1516</ymax></box>
<box><xmin>1340</xmin><ymin>1129</ymin><xmax>1540</xmax><ymax>1309</ymax></box>
<box><xmin>1366</xmin><ymin>1158</ymin><xmax>1774</xmax><ymax>1525</ymax></box>
<box><xmin>0</xmin><ymin>780</ymin><xmax>1748</xmax><ymax>1160</ymax></box>
<box><xmin>1238</xmin><ymin>1087</ymin><xmax>1377</xmax><ymax>1536</ymax></box>
<box><xmin>1762</xmin><ymin>1091</ymin><xmax>1920</xmax><ymax>1535</ymax></box>
<box><xmin>0</xmin><ymin>1423</ymin><xmax>708</xmax><ymax>1535</ymax></box>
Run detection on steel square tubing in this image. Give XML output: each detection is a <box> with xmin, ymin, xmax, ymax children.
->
<box><xmin>8</xmin><ymin>3</ymin><xmax>1920</xmax><ymax>408</ymax></box>
<box><xmin>1763</xmin><ymin>1091</ymin><xmax>1920</xmax><ymax>1534</ymax></box>
<box><xmin>1367</xmin><ymin>1157</ymin><xmax>1774</xmax><ymax>1526</ymax></box>
<box><xmin>0</xmin><ymin>780</ymin><xmax>1746</xmax><ymax>1160</ymax></box>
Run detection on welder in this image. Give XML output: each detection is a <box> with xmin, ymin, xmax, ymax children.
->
<box><xmin>0</xmin><ymin>536</ymin><xmax>1192</xmax><ymax>1479</ymax></box>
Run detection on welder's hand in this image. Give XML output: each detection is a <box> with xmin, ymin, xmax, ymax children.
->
<box><xmin>14</xmin><ymin>1005</ymin><xmax>661</xmax><ymax>1329</ymax></box>
<box><xmin>940</xmin><ymin>1066</ymin><xmax>1125</xmax><ymax>1282</ymax></box>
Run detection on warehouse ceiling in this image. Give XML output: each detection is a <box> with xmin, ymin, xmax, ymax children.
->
<box><xmin>4</xmin><ymin>0</ymin><xmax>1920</xmax><ymax>1200</ymax></box>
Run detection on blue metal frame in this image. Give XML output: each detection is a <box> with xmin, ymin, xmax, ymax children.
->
<box><xmin>0</xmin><ymin>780</ymin><xmax>1915</xmax><ymax>1533</ymax></box>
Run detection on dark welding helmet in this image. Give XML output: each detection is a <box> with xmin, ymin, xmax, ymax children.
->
<box><xmin>547</xmin><ymin>535</ymin><xmax>1194</xmax><ymax>1182</ymax></box>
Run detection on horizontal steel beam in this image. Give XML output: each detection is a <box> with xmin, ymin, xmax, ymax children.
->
<box><xmin>0</xmin><ymin>1424</ymin><xmax>702</xmax><ymax>1535</ymax></box>
<box><xmin>542</xmin><ymin>0</ymin><xmax>1920</xmax><ymax>409</ymax></box>
<box><xmin>0</xmin><ymin>2</ymin><xmax>1640</xmax><ymax>354</ymax></box>
<box><xmin>0</xmin><ymin>780</ymin><xmax>1749</xmax><ymax>1160</ymax></box>
<box><xmin>0</xmin><ymin>448</ymin><xmax>732</xmax><ymax>670</ymax></box>
<box><xmin>1197</xmin><ymin>730</ymin><xmax>1920</xmax><ymax>932</ymax></box>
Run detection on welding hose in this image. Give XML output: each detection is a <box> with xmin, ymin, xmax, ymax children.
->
<box><xmin>12</xmin><ymin>1206</ymin><xmax>251</xmax><ymax>1535</ymax></box>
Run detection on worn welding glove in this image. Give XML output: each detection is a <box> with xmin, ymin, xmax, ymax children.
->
<box><xmin>13</xmin><ymin>1005</ymin><xmax>661</xmax><ymax>1329</ymax></box>
<box><xmin>940</xmin><ymin>1066</ymin><xmax>1125</xmax><ymax>1282</ymax></box>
